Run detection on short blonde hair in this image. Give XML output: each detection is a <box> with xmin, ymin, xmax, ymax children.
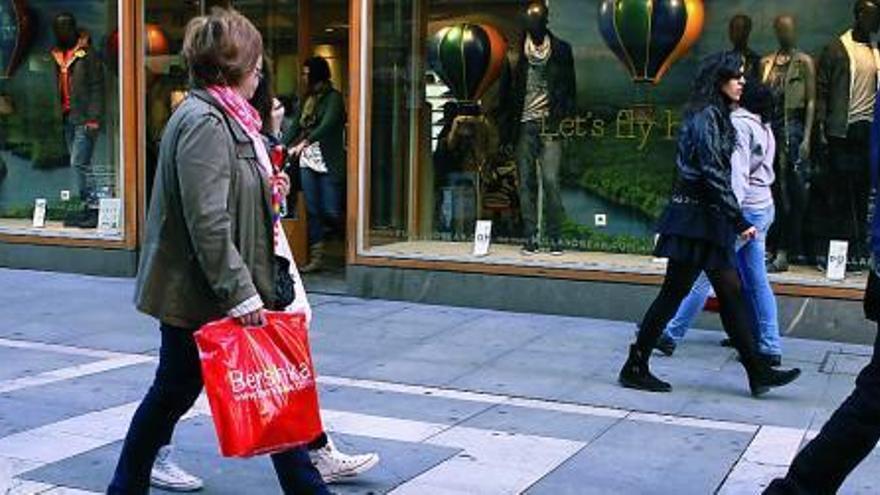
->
<box><xmin>182</xmin><ymin>7</ymin><xmax>263</xmax><ymax>88</ymax></box>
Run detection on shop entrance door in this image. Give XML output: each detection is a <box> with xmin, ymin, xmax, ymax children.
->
<box><xmin>142</xmin><ymin>0</ymin><xmax>351</xmax><ymax>294</ymax></box>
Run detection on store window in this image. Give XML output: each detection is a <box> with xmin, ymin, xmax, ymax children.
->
<box><xmin>143</xmin><ymin>0</ymin><xmax>303</xmax><ymax>207</ymax></box>
<box><xmin>365</xmin><ymin>0</ymin><xmax>869</xmax><ymax>286</ymax></box>
<box><xmin>0</xmin><ymin>0</ymin><xmax>122</xmax><ymax>237</ymax></box>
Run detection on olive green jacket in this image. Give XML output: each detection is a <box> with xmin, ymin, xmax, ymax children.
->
<box><xmin>286</xmin><ymin>88</ymin><xmax>347</xmax><ymax>180</ymax></box>
<box><xmin>135</xmin><ymin>89</ymin><xmax>275</xmax><ymax>329</ymax></box>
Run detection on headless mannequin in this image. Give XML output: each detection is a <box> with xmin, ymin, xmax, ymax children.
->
<box><xmin>761</xmin><ymin>16</ymin><xmax>817</xmax><ymax>271</ymax></box>
<box><xmin>730</xmin><ymin>15</ymin><xmax>762</xmax><ymax>84</ymax></box>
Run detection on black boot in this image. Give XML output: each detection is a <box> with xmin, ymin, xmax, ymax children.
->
<box><xmin>747</xmin><ymin>363</ymin><xmax>802</xmax><ymax>397</ymax></box>
<box><xmin>619</xmin><ymin>345</ymin><xmax>672</xmax><ymax>393</ymax></box>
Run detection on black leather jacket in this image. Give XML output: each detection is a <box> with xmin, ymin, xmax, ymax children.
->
<box><xmin>495</xmin><ymin>32</ymin><xmax>577</xmax><ymax>146</ymax></box>
<box><xmin>657</xmin><ymin>105</ymin><xmax>751</xmax><ymax>245</ymax></box>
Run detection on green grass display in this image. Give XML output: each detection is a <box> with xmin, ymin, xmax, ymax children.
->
<box><xmin>567</xmin><ymin>138</ymin><xmax>676</xmax><ymax>220</ymax></box>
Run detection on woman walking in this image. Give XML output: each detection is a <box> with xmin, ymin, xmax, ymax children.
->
<box><xmin>288</xmin><ymin>56</ymin><xmax>346</xmax><ymax>273</ymax></box>
<box><xmin>109</xmin><ymin>9</ymin><xmax>329</xmax><ymax>494</ymax></box>
<box><xmin>653</xmin><ymin>84</ymin><xmax>786</xmax><ymax>368</ymax></box>
<box><xmin>618</xmin><ymin>51</ymin><xmax>801</xmax><ymax>397</ymax></box>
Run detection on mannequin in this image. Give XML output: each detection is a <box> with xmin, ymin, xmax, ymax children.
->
<box><xmin>816</xmin><ymin>0</ymin><xmax>880</xmax><ymax>268</ymax></box>
<box><xmin>761</xmin><ymin>16</ymin><xmax>817</xmax><ymax>272</ymax></box>
<box><xmin>496</xmin><ymin>0</ymin><xmax>576</xmax><ymax>255</ymax></box>
<box><xmin>730</xmin><ymin>15</ymin><xmax>762</xmax><ymax>84</ymax></box>
<box><xmin>51</xmin><ymin>13</ymin><xmax>104</xmax><ymax>228</ymax></box>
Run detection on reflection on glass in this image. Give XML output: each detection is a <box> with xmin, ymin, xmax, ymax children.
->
<box><xmin>366</xmin><ymin>0</ymin><xmax>869</xmax><ymax>283</ymax></box>
<box><xmin>0</xmin><ymin>0</ymin><xmax>121</xmax><ymax>236</ymax></box>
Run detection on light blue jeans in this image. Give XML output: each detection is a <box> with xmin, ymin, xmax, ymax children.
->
<box><xmin>663</xmin><ymin>205</ymin><xmax>782</xmax><ymax>356</ymax></box>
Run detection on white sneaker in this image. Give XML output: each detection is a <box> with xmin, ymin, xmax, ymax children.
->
<box><xmin>150</xmin><ymin>445</ymin><xmax>204</xmax><ymax>492</ymax></box>
<box><xmin>310</xmin><ymin>437</ymin><xmax>380</xmax><ymax>483</ymax></box>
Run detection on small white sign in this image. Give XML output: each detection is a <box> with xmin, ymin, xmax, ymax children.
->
<box><xmin>473</xmin><ymin>220</ymin><xmax>493</xmax><ymax>257</ymax></box>
<box><xmin>60</xmin><ymin>190</ymin><xmax>71</xmax><ymax>201</ymax></box>
<box><xmin>595</xmin><ymin>213</ymin><xmax>608</xmax><ymax>227</ymax></box>
<box><xmin>827</xmin><ymin>240</ymin><xmax>849</xmax><ymax>281</ymax></box>
<box><xmin>97</xmin><ymin>198</ymin><xmax>122</xmax><ymax>233</ymax></box>
<box><xmin>32</xmin><ymin>199</ymin><xmax>47</xmax><ymax>228</ymax></box>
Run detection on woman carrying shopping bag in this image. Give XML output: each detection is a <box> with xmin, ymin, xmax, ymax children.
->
<box><xmin>108</xmin><ymin>8</ymin><xmax>330</xmax><ymax>494</ymax></box>
<box><xmin>148</xmin><ymin>59</ymin><xmax>380</xmax><ymax>492</ymax></box>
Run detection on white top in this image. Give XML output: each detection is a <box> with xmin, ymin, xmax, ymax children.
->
<box><xmin>849</xmin><ymin>41</ymin><xmax>878</xmax><ymax>123</ymax></box>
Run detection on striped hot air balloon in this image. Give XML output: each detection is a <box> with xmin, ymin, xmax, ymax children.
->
<box><xmin>0</xmin><ymin>0</ymin><xmax>33</xmax><ymax>79</ymax></box>
<box><xmin>598</xmin><ymin>0</ymin><xmax>705</xmax><ymax>85</ymax></box>
<box><xmin>429</xmin><ymin>23</ymin><xmax>508</xmax><ymax>102</ymax></box>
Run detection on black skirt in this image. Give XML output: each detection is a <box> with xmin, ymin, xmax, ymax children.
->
<box><xmin>654</xmin><ymin>234</ymin><xmax>737</xmax><ymax>271</ymax></box>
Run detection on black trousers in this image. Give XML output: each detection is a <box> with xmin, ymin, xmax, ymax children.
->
<box><xmin>636</xmin><ymin>259</ymin><xmax>760</xmax><ymax>369</ymax></box>
<box><xmin>765</xmin><ymin>275</ymin><xmax>880</xmax><ymax>495</ymax></box>
<box><xmin>108</xmin><ymin>324</ymin><xmax>329</xmax><ymax>495</ymax></box>
<box><xmin>823</xmin><ymin>123</ymin><xmax>871</xmax><ymax>262</ymax></box>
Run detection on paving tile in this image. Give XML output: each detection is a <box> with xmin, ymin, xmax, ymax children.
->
<box><xmin>0</xmin><ymin>346</ymin><xmax>95</xmax><ymax>382</ymax></box>
<box><xmin>318</xmin><ymin>384</ymin><xmax>495</xmax><ymax>426</ymax></box>
<box><xmin>313</xmin><ymin>297</ymin><xmax>411</xmax><ymax>320</ymax></box>
<box><xmin>22</xmin><ymin>417</ymin><xmax>460</xmax><ymax>495</ymax></box>
<box><xmin>0</xmin><ymin>395</ymin><xmax>81</xmax><ymax>438</ymax></box>
<box><xmin>0</xmin><ymin>363</ymin><xmax>154</xmax><ymax>419</ymax></box>
<box><xmin>446</xmin><ymin>368</ymin><xmax>580</xmax><ymax>402</ymax></box>
<box><xmin>677</xmin><ymin>366</ymin><xmax>826</xmax><ymax>430</ymax></box>
<box><xmin>346</xmin><ymin>357</ymin><xmax>481</xmax><ymax>388</ymax></box>
<box><xmin>459</xmin><ymin>404</ymin><xmax>622</xmax><ymax>443</ymax></box>
<box><xmin>842</xmin><ymin>446</ymin><xmax>880</xmax><ymax>494</ymax></box>
<box><xmin>525</xmin><ymin>419</ymin><xmax>752</xmax><ymax>495</ymax></box>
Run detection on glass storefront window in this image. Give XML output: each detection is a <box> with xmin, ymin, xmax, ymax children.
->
<box><xmin>0</xmin><ymin>0</ymin><xmax>122</xmax><ymax>238</ymax></box>
<box><xmin>365</xmin><ymin>0</ymin><xmax>869</xmax><ymax>287</ymax></box>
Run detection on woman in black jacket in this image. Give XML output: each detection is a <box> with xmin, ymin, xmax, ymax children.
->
<box><xmin>619</xmin><ymin>51</ymin><xmax>801</xmax><ymax>397</ymax></box>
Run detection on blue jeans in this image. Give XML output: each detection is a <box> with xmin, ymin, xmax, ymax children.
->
<box><xmin>300</xmin><ymin>168</ymin><xmax>343</xmax><ymax>246</ymax></box>
<box><xmin>663</xmin><ymin>206</ymin><xmax>782</xmax><ymax>356</ymax></box>
<box><xmin>108</xmin><ymin>324</ymin><xmax>329</xmax><ymax>495</ymax></box>
<box><xmin>63</xmin><ymin>120</ymin><xmax>98</xmax><ymax>208</ymax></box>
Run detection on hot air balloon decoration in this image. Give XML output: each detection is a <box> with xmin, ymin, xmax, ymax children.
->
<box><xmin>0</xmin><ymin>0</ymin><xmax>33</xmax><ymax>79</ymax></box>
<box><xmin>106</xmin><ymin>23</ymin><xmax>170</xmax><ymax>71</ymax></box>
<box><xmin>428</xmin><ymin>23</ymin><xmax>508</xmax><ymax>108</ymax></box>
<box><xmin>598</xmin><ymin>0</ymin><xmax>705</xmax><ymax>85</ymax></box>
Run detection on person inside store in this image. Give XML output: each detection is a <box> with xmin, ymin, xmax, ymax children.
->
<box><xmin>51</xmin><ymin>12</ymin><xmax>104</xmax><ymax>229</ymax></box>
<box><xmin>108</xmin><ymin>9</ymin><xmax>331</xmax><ymax>494</ymax></box>
<box><xmin>496</xmin><ymin>0</ymin><xmax>576</xmax><ymax>255</ymax></box>
<box><xmin>814</xmin><ymin>0</ymin><xmax>880</xmax><ymax>270</ymax></box>
<box><xmin>618</xmin><ymin>51</ymin><xmax>801</xmax><ymax>397</ymax></box>
<box><xmin>761</xmin><ymin>15</ymin><xmax>817</xmax><ymax>273</ymax></box>
<box><xmin>652</xmin><ymin>83</ymin><xmax>786</xmax><ymax>369</ymax></box>
<box><xmin>142</xmin><ymin>59</ymin><xmax>380</xmax><ymax>492</ymax></box>
<box><xmin>763</xmin><ymin>64</ymin><xmax>880</xmax><ymax>495</ymax></box>
<box><xmin>287</xmin><ymin>56</ymin><xmax>347</xmax><ymax>274</ymax></box>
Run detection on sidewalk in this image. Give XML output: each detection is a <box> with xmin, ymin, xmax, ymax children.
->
<box><xmin>0</xmin><ymin>268</ymin><xmax>877</xmax><ymax>494</ymax></box>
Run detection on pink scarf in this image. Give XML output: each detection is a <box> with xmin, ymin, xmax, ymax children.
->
<box><xmin>206</xmin><ymin>85</ymin><xmax>263</xmax><ymax>136</ymax></box>
<box><xmin>207</xmin><ymin>85</ymin><xmax>282</xmax><ymax>246</ymax></box>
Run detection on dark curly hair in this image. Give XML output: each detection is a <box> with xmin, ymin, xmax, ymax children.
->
<box><xmin>685</xmin><ymin>51</ymin><xmax>744</xmax><ymax>118</ymax></box>
<box><xmin>740</xmin><ymin>83</ymin><xmax>774</xmax><ymax>125</ymax></box>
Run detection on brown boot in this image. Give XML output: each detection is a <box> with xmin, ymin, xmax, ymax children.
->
<box><xmin>301</xmin><ymin>242</ymin><xmax>325</xmax><ymax>273</ymax></box>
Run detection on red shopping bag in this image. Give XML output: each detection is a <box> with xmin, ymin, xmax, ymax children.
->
<box><xmin>195</xmin><ymin>312</ymin><xmax>323</xmax><ymax>457</ymax></box>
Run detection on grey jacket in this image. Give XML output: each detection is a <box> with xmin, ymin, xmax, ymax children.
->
<box><xmin>135</xmin><ymin>89</ymin><xmax>275</xmax><ymax>329</ymax></box>
<box><xmin>731</xmin><ymin>108</ymin><xmax>776</xmax><ymax>210</ymax></box>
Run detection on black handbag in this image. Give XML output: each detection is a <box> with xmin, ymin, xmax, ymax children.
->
<box><xmin>274</xmin><ymin>255</ymin><xmax>296</xmax><ymax>310</ymax></box>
